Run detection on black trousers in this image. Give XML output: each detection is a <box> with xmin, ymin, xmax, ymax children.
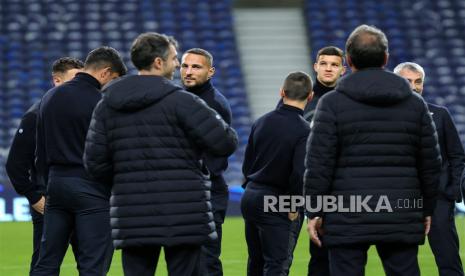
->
<box><xmin>282</xmin><ymin>209</ymin><xmax>304</xmax><ymax>275</ymax></box>
<box><xmin>200</xmin><ymin>205</ymin><xmax>226</xmax><ymax>276</ymax></box>
<box><xmin>428</xmin><ymin>199</ymin><xmax>464</xmax><ymax>276</ymax></box>
<box><xmin>30</xmin><ymin>207</ymin><xmax>44</xmax><ymax>274</ymax></box>
<box><xmin>31</xmin><ymin>175</ymin><xmax>112</xmax><ymax>276</ymax></box>
<box><xmin>200</xmin><ymin>175</ymin><xmax>229</xmax><ymax>276</ymax></box>
<box><xmin>308</xmin><ymin>239</ymin><xmax>330</xmax><ymax>276</ymax></box>
<box><xmin>122</xmin><ymin>245</ymin><xmax>201</xmax><ymax>276</ymax></box>
<box><xmin>29</xmin><ymin>207</ymin><xmax>98</xmax><ymax>274</ymax></box>
<box><xmin>282</xmin><ymin>212</ymin><xmax>330</xmax><ymax>276</ymax></box>
<box><xmin>241</xmin><ymin>184</ymin><xmax>291</xmax><ymax>276</ymax></box>
<box><xmin>328</xmin><ymin>243</ymin><xmax>420</xmax><ymax>276</ymax></box>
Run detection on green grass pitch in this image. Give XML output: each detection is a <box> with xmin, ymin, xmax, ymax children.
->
<box><xmin>1</xmin><ymin>216</ymin><xmax>464</xmax><ymax>275</ymax></box>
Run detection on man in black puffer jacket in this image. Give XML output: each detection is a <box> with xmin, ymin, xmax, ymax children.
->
<box><xmin>305</xmin><ymin>25</ymin><xmax>441</xmax><ymax>276</ymax></box>
<box><xmin>84</xmin><ymin>33</ymin><xmax>238</xmax><ymax>276</ymax></box>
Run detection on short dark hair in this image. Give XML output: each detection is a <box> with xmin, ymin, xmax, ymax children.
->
<box><xmin>283</xmin><ymin>71</ymin><xmax>312</xmax><ymax>101</ymax></box>
<box><xmin>52</xmin><ymin>57</ymin><xmax>84</xmax><ymax>75</ymax></box>
<box><xmin>184</xmin><ymin>48</ymin><xmax>213</xmax><ymax>67</ymax></box>
<box><xmin>316</xmin><ymin>46</ymin><xmax>344</xmax><ymax>62</ymax></box>
<box><xmin>345</xmin><ymin>25</ymin><xmax>389</xmax><ymax>69</ymax></box>
<box><xmin>131</xmin><ymin>32</ymin><xmax>179</xmax><ymax>71</ymax></box>
<box><xmin>84</xmin><ymin>46</ymin><xmax>127</xmax><ymax>77</ymax></box>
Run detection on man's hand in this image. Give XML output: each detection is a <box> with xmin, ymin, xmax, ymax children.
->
<box><xmin>288</xmin><ymin>212</ymin><xmax>299</xmax><ymax>221</ymax></box>
<box><xmin>424</xmin><ymin>216</ymin><xmax>432</xmax><ymax>235</ymax></box>
<box><xmin>307</xmin><ymin>217</ymin><xmax>323</xmax><ymax>247</ymax></box>
<box><xmin>32</xmin><ymin>196</ymin><xmax>46</xmax><ymax>215</ymax></box>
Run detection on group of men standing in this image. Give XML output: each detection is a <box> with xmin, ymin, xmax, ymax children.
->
<box><xmin>241</xmin><ymin>24</ymin><xmax>465</xmax><ymax>276</ymax></box>
<box><xmin>5</xmin><ymin>24</ymin><xmax>465</xmax><ymax>276</ymax></box>
<box><xmin>7</xmin><ymin>33</ymin><xmax>237</xmax><ymax>276</ymax></box>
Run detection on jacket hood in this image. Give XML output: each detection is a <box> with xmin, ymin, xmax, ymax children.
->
<box><xmin>103</xmin><ymin>75</ymin><xmax>182</xmax><ymax>111</ymax></box>
<box><xmin>336</xmin><ymin>68</ymin><xmax>413</xmax><ymax>105</ymax></box>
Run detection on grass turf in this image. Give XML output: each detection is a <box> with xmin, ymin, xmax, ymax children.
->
<box><xmin>1</xmin><ymin>216</ymin><xmax>464</xmax><ymax>275</ymax></box>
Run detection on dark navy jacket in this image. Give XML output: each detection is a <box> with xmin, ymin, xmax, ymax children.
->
<box><xmin>36</xmin><ymin>72</ymin><xmax>109</xmax><ymax>196</ymax></box>
<box><xmin>305</xmin><ymin>68</ymin><xmax>441</xmax><ymax>246</ymax></box>
<box><xmin>185</xmin><ymin>80</ymin><xmax>232</xmax><ymax>211</ymax></box>
<box><xmin>6</xmin><ymin>102</ymin><xmax>44</xmax><ymax>204</ymax></box>
<box><xmin>83</xmin><ymin>75</ymin><xmax>238</xmax><ymax>248</ymax></box>
<box><xmin>427</xmin><ymin>103</ymin><xmax>465</xmax><ymax>201</ymax></box>
<box><xmin>243</xmin><ymin>104</ymin><xmax>310</xmax><ymax>196</ymax></box>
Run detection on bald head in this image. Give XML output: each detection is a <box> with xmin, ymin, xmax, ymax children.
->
<box><xmin>345</xmin><ymin>25</ymin><xmax>389</xmax><ymax>70</ymax></box>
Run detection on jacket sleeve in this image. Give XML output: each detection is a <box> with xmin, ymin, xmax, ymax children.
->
<box><xmin>177</xmin><ymin>93</ymin><xmax>238</xmax><ymax>157</ymax></box>
<box><xmin>442</xmin><ymin>107</ymin><xmax>465</xmax><ymax>201</ymax></box>
<box><xmin>35</xmin><ymin>101</ymin><xmax>49</xmax><ymax>193</ymax></box>
<box><xmin>289</xmin><ymin>135</ymin><xmax>308</xmax><ymax>196</ymax></box>
<box><xmin>216</xmin><ymin>99</ymin><xmax>232</xmax><ymax>126</ymax></box>
<box><xmin>462</xmin><ymin>169</ymin><xmax>465</xmax><ymax>201</ymax></box>
<box><xmin>417</xmin><ymin>103</ymin><xmax>442</xmax><ymax>216</ymax></box>
<box><xmin>84</xmin><ymin>100</ymin><xmax>113</xmax><ymax>184</ymax></box>
<box><xmin>6</xmin><ymin>111</ymin><xmax>42</xmax><ymax>205</ymax></box>
<box><xmin>241</xmin><ymin>123</ymin><xmax>256</xmax><ymax>187</ymax></box>
<box><xmin>202</xmin><ymin>94</ymin><xmax>233</xmax><ymax>176</ymax></box>
<box><xmin>304</xmin><ymin>98</ymin><xmax>338</xmax><ymax>218</ymax></box>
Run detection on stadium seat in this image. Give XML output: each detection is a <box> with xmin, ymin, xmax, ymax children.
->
<box><xmin>0</xmin><ymin>0</ymin><xmax>251</xmax><ymax>186</ymax></box>
<box><xmin>305</xmin><ymin>0</ymin><xmax>465</xmax><ymax>148</ymax></box>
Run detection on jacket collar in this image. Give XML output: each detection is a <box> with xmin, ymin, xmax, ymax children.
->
<box><xmin>74</xmin><ymin>72</ymin><xmax>101</xmax><ymax>89</ymax></box>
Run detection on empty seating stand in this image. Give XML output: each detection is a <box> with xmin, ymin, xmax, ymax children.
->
<box><xmin>0</xmin><ymin>0</ymin><xmax>252</xmax><ymax>187</ymax></box>
<box><xmin>305</xmin><ymin>0</ymin><xmax>465</xmax><ymax>145</ymax></box>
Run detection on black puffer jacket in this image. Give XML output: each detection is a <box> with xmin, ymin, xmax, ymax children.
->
<box><xmin>304</xmin><ymin>68</ymin><xmax>441</xmax><ymax>246</ymax></box>
<box><xmin>84</xmin><ymin>75</ymin><xmax>238</xmax><ymax>249</ymax></box>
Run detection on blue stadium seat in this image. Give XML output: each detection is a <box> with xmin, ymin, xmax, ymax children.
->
<box><xmin>0</xmin><ymin>0</ymin><xmax>252</xmax><ymax>186</ymax></box>
<box><xmin>305</xmin><ymin>0</ymin><xmax>465</xmax><ymax>148</ymax></box>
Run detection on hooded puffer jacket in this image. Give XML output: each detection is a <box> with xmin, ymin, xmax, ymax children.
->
<box><xmin>84</xmin><ymin>75</ymin><xmax>238</xmax><ymax>249</ymax></box>
<box><xmin>304</xmin><ymin>68</ymin><xmax>441</xmax><ymax>246</ymax></box>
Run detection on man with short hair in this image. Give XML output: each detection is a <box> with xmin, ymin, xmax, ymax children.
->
<box><xmin>181</xmin><ymin>48</ymin><xmax>233</xmax><ymax>276</ymax></box>
<box><xmin>303</xmin><ymin>46</ymin><xmax>346</xmax><ymax>122</ymax></box>
<box><xmin>32</xmin><ymin>47</ymin><xmax>127</xmax><ymax>276</ymax></box>
<box><xmin>5</xmin><ymin>57</ymin><xmax>83</xmax><ymax>274</ymax></box>
<box><xmin>242</xmin><ymin>71</ymin><xmax>312</xmax><ymax>276</ymax></box>
<box><xmin>281</xmin><ymin>46</ymin><xmax>346</xmax><ymax>276</ymax></box>
<box><xmin>305</xmin><ymin>25</ymin><xmax>441</xmax><ymax>276</ymax></box>
<box><xmin>394</xmin><ymin>62</ymin><xmax>465</xmax><ymax>276</ymax></box>
<box><xmin>83</xmin><ymin>33</ymin><xmax>238</xmax><ymax>276</ymax></box>
<box><xmin>51</xmin><ymin>57</ymin><xmax>85</xmax><ymax>86</ymax></box>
